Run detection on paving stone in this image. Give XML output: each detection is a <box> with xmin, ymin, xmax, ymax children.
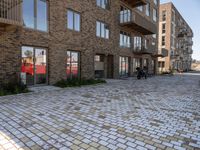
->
<box><xmin>0</xmin><ymin>76</ymin><xmax>199</xmax><ymax>150</ymax></box>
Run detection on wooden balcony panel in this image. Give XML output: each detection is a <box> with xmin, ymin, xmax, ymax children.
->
<box><xmin>0</xmin><ymin>0</ymin><xmax>22</xmax><ymax>27</ymax></box>
<box><xmin>120</xmin><ymin>12</ymin><xmax>157</xmax><ymax>35</ymax></box>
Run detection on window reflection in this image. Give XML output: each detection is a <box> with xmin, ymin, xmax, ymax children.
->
<box><xmin>119</xmin><ymin>56</ymin><xmax>129</xmax><ymax>77</ymax></box>
<box><xmin>66</xmin><ymin>51</ymin><xmax>80</xmax><ymax>79</ymax></box>
<box><xmin>23</xmin><ymin>0</ymin><xmax>48</xmax><ymax>31</ymax></box>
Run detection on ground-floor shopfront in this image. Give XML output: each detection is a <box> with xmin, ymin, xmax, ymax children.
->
<box><xmin>18</xmin><ymin>46</ymin><xmax>157</xmax><ymax>86</ymax></box>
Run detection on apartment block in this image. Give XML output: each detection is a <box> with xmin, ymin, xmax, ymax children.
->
<box><xmin>0</xmin><ymin>0</ymin><xmax>162</xmax><ymax>86</ymax></box>
<box><xmin>158</xmin><ymin>2</ymin><xmax>193</xmax><ymax>73</ymax></box>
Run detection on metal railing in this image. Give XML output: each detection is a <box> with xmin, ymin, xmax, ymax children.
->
<box><xmin>0</xmin><ymin>0</ymin><xmax>22</xmax><ymax>26</ymax></box>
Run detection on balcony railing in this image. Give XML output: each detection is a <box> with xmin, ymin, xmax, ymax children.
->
<box><xmin>120</xmin><ymin>0</ymin><xmax>146</xmax><ymax>8</ymax></box>
<box><xmin>132</xmin><ymin>44</ymin><xmax>156</xmax><ymax>54</ymax></box>
<box><xmin>0</xmin><ymin>0</ymin><xmax>22</xmax><ymax>27</ymax></box>
<box><xmin>119</xmin><ymin>11</ymin><xmax>157</xmax><ymax>35</ymax></box>
<box><xmin>185</xmin><ymin>40</ymin><xmax>193</xmax><ymax>46</ymax></box>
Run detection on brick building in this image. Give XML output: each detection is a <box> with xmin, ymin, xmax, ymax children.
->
<box><xmin>158</xmin><ymin>2</ymin><xmax>193</xmax><ymax>73</ymax></box>
<box><xmin>0</xmin><ymin>0</ymin><xmax>164</xmax><ymax>86</ymax></box>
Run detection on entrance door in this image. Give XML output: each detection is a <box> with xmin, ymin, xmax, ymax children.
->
<box><xmin>107</xmin><ymin>55</ymin><xmax>114</xmax><ymax>78</ymax></box>
<box><xmin>35</xmin><ymin>49</ymin><xmax>47</xmax><ymax>84</ymax></box>
<box><xmin>21</xmin><ymin>46</ymin><xmax>47</xmax><ymax>86</ymax></box>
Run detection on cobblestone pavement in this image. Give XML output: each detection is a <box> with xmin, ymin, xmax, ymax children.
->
<box><xmin>0</xmin><ymin>74</ymin><xmax>200</xmax><ymax>150</ymax></box>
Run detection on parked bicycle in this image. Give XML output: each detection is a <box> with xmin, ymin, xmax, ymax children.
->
<box><xmin>136</xmin><ymin>67</ymin><xmax>147</xmax><ymax>79</ymax></box>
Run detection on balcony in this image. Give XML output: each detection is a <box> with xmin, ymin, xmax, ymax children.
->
<box><xmin>184</xmin><ymin>48</ymin><xmax>193</xmax><ymax>54</ymax></box>
<box><xmin>132</xmin><ymin>44</ymin><xmax>156</xmax><ymax>54</ymax></box>
<box><xmin>120</xmin><ymin>0</ymin><xmax>146</xmax><ymax>8</ymax></box>
<box><xmin>0</xmin><ymin>0</ymin><xmax>22</xmax><ymax>28</ymax></box>
<box><xmin>119</xmin><ymin>11</ymin><xmax>157</xmax><ymax>35</ymax></box>
<box><xmin>185</xmin><ymin>40</ymin><xmax>193</xmax><ymax>46</ymax></box>
<box><xmin>170</xmin><ymin>51</ymin><xmax>180</xmax><ymax>59</ymax></box>
<box><xmin>155</xmin><ymin>48</ymin><xmax>168</xmax><ymax>57</ymax></box>
<box><xmin>187</xmin><ymin>32</ymin><xmax>194</xmax><ymax>37</ymax></box>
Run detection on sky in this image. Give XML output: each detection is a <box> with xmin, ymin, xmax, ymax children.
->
<box><xmin>160</xmin><ymin>0</ymin><xmax>200</xmax><ymax>60</ymax></box>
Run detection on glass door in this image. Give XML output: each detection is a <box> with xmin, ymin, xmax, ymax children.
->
<box><xmin>21</xmin><ymin>46</ymin><xmax>47</xmax><ymax>86</ymax></box>
<box><xmin>21</xmin><ymin>47</ymin><xmax>34</xmax><ymax>85</ymax></box>
<box><xmin>35</xmin><ymin>49</ymin><xmax>47</xmax><ymax>84</ymax></box>
<box><xmin>66</xmin><ymin>51</ymin><xmax>80</xmax><ymax>79</ymax></box>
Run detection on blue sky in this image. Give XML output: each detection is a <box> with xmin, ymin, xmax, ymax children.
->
<box><xmin>160</xmin><ymin>0</ymin><xmax>200</xmax><ymax>60</ymax></box>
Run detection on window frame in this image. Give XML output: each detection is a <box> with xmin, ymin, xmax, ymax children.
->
<box><xmin>120</xmin><ymin>31</ymin><xmax>131</xmax><ymax>48</ymax></box>
<box><xmin>66</xmin><ymin>50</ymin><xmax>81</xmax><ymax>79</ymax></box>
<box><xmin>96</xmin><ymin>21</ymin><xmax>110</xmax><ymax>39</ymax></box>
<box><xmin>96</xmin><ymin>0</ymin><xmax>110</xmax><ymax>10</ymax></box>
<box><xmin>153</xmin><ymin>8</ymin><xmax>157</xmax><ymax>22</ymax></box>
<box><xmin>67</xmin><ymin>9</ymin><xmax>81</xmax><ymax>32</ymax></box>
<box><xmin>23</xmin><ymin>0</ymin><xmax>49</xmax><ymax>32</ymax></box>
<box><xmin>145</xmin><ymin>2</ymin><xmax>150</xmax><ymax>16</ymax></box>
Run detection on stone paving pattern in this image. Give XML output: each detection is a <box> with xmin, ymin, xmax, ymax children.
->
<box><xmin>0</xmin><ymin>74</ymin><xmax>200</xmax><ymax>150</ymax></box>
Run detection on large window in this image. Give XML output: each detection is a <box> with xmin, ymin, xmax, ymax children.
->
<box><xmin>119</xmin><ymin>56</ymin><xmax>129</xmax><ymax>77</ymax></box>
<box><xmin>21</xmin><ymin>46</ymin><xmax>47</xmax><ymax>86</ymax></box>
<box><xmin>67</xmin><ymin>10</ymin><xmax>80</xmax><ymax>32</ymax></box>
<box><xmin>133</xmin><ymin>37</ymin><xmax>142</xmax><ymax>50</ymax></box>
<box><xmin>66</xmin><ymin>51</ymin><xmax>80</xmax><ymax>79</ymax></box>
<box><xmin>120</xmin><ymin>6</ymin><xmax>131</xmax><ymax>23</ymax></box>
<box><xmin>23</xmin><ymin>0</ymin><xmax>48</xmax><ymax>31</ymax></box>
<box><xmin>120</xmin><ymin>31</ymin><xmax>131</xmax><ymax>48</ymax></box>
<box><xmin>146</xmin><ymin>3</ymin><xmax>150</xmax><ymax>16</ymax></box>
<box><xmin>96</xmin><ymin>0</ymin><xmax>109</xmax><ymax>9</ymax></box>
<box><xmin>96</xmin><ymin>21</ymin><xmax>109</xmax><ymax>39</ymax></box>
<box><xmin>153</xmin><ymin>8</ymin><xmax>157</xmax><ymax>22</ymax></box>
<box><xmin>133</xmin><ymin>58</ymin><xmax>141</xmax><ymax>73</ymax></box>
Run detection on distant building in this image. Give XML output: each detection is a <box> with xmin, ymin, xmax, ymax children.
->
<box><xmin>158</xmin><ymin>2</ymin><xmax>193</xmax><ymax>72</ymax></box>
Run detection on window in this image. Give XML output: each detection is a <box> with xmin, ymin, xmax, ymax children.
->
<box><xmin>137</xmin><ymin>6</ymin><xmax>143</xmax><ymax>12</ymax></box>
<box><xmin>119</xmin><ymin>56</ymin><xmax>129</xmax><ymax>77</ymax></box>
<box><xmin>120</xmin><ymin>31</ymin><xmax>131</xmax><ymax>48</ymax></box>
<box><xmin>144</xmin><ymin>39</ymin><xmax>148</xmax><ymax>49</ymax></box>
<box><xmin>96</xmin><ymin>0</ymin><xmax>109</xmax><ymax>9</ymax></box>
<box><xmin>153</xmin><ymin>8</ymin><xmax>157</xmax><ymax>22</ymax></box>
<box><xmin>172</xmin><ymin>10</ymin><xmax>175</xmax><ymax>22</ymax></box>
<box><xmin>95</xmin><ymin>55</ymin><xmax>105</xmax><ymax>78</ymax></box>
<box><xmin>154</xmin><ymin>0</ymin><xmax>157</xmax><ymax>5</ymax></box>
<box><xmin>162</xmin><ymin>36</ymin><xmax>165</xmax><ymax>46</ymax></box>
<box><xmin>96</xmin><ymin>21</ymin><xmax>109</xmax><ymax>39</ymax></box>
<box><xmin>146</xmin><ymin>3</ymin><xmax>150</xmax><ymax>16</ymax></box>
<box><xmin>162</xmin><ymin>10</ymin><xmax>166</xmax><ymax>21</ymax></box>
<box><xmin>67</xmin><ymin>10</ymin><xmax>80</xmax><ymax>31</ymax></box>
<box><xmin>23</xmin><ymin>0</ymin><xmax>48</xmax><ymax>31</ymax></box>
<box><xmin>171</xmin><ymin>23</ymin><xmax>175</xmax><ymax>34</ymax></box>
<box><xmin>133</xmin><ymin>37</ymin><xmax>142</xmax><ymax>50</ymax></box>
<box><xmin>120</xmin><ymin>6</ymin><xmax>131</xmax><ymax>23</ymax></box>
<box><xmin>158</xmin><ymin>61</ymin><xmax>165</xmax><ymax>68</ymax></box>
<box><xmin>133</xmin><ymin>58</ymin><xmax>141</xmax><ymax>72</ymax></box>
<box><xmin>66</xmin><ymin>51</ymin><xmax>80</xmax><ymax>79</ymax></box>
<box><xmin>162</xmin><ymin>23</ymin><xmax>166</xmax><ymax>34</ymax></box>
<box><xmin>152</xmin><ymin>34</ymin><xmax>157</xmax><ymax>39</ymax></box>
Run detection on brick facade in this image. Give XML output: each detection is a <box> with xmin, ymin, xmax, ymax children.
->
<box><xmin>0</xmin><ymin>0</ymin><xmax>159</xmax><ymax>85</ymax></box>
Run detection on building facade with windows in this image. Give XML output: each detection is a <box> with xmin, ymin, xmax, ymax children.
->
<box><xmin>0</xmin><ymin>0</ymin><xmax>162</xmax><ymax>86</ymax></box>
<box><xmin>158</xmin><ymin>2</ymin><xmax>193</xmax><ymax>73</ymax></box>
